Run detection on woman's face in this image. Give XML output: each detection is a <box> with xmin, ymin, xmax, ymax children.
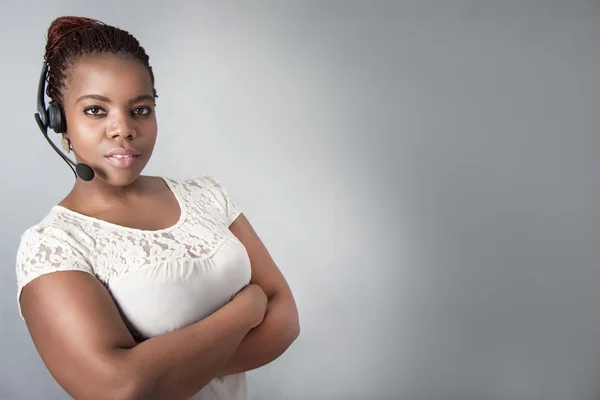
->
<box><xmin>62</xmin><ymin>53</ymin><xmax>157</xmax><ymax>187</ymax></box>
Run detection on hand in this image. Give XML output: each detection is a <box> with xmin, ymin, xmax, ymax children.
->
<box><xmin>232</xmin><ymin>284</ymin><xmax>268</xmax><ymax>329</ymax></box>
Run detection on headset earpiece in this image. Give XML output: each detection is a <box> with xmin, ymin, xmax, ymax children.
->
<box><xmin>48</xmin><ymin>101</ymin><xmax>66</xmax><ymax>133</ymax></box>
<box><xmin>37</xmin><ymin>61</ymin><xmax>66</xmax><ymax>134</ymax></box>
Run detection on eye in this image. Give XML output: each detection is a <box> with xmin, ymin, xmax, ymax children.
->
<box><xmin>133</xmin><ymin>106</ymin><xmax>152</xmax><ymax>116</ymax></box>
<box><xmin>83</xmin><ymin>106</ymin><xmax>106</xmax><ymax>116</ymax></box>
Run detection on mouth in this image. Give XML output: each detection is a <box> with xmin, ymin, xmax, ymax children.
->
<box><xmin>104</xmin><ymin>154</ymin><xmax>140</xmax><ymax>169</ymax></box>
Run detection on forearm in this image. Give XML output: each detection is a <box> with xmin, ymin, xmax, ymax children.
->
<box><xmin>121</xmin><ymin>297</ymin><xmax>256</xmax><ymax>400</ymax></box>
<box><xmin>217</xmin><ymin>294</ymin><xmax>300</xmax><ymax>376</ymax></box>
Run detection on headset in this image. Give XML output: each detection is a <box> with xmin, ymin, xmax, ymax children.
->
<box><xmin>34</xmin><ymin>61</ymin><xmax>95</xmax><ymax>181</ymax></box>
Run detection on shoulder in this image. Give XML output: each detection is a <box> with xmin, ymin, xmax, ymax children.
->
<box><xmin>15</xmin><ymin>214</ymin><xmax>95</xmax><ymax>318</ymax></box>
<box><xmin>16</xmin><ymin>215</ymin><xmax>93</xmax><ymax>276</ymax></box>
<box><xmin>164</xmin><ymin>174</ymin><xmax>225</xmax><ymax>189</ymax></box>
<box><xmin>165</xmin><ymin>174</ymin><xmax>235</xmax><ymax>199</ymax></box>
<box><xmin>165</xmin><ymin>174</ymin><xmax>242</xmax><ymax>226</ymax></box>
<box><xmin>17</xmin><ymin>210</ymin><xmax>73</xmax><ymax>249</ymax></box>
<box><xmin>17</xmin><ymin>207</ymin><xmax>93</xmax><ymax>250</ymax></box>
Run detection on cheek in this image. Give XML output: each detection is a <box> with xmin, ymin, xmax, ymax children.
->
<box><xmin>67</xmin><ymin>112</ymin><xmax>104</xmax><ymax>135</ymax></box>
<box><xmin>70</xmin><ymin>134</ymin><xmax>103</xmax><ymax>157</ymax></box>
<box><xmin>143</xmin><ymin>119</ymin><xmax>158</xmax><ymax>141</ymax></box>
<box><xmin>67</xmin><ymin>122</ymin><xmax>105</xmax><ymax>153</ymax></box>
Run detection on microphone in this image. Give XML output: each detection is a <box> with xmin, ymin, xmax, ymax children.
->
<box><xmin>76</xmin><ymin>163</ymin><xmax>95</xmax><ymax>181</ymax></box>
<box><xmin>34</xmin><ymin>113</ymin><xmax>95</xmax><ymax>181</ymax></box>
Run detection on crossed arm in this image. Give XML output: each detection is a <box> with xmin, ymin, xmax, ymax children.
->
<box><xmin>217</xmin><ymin>213</ymin><xmax>300</xmax><ymax>376</ymax></box>
<box><xmin>20</xmin><ymin>212</ymin><xmax>299</xmax><ymax>399</ymax></box>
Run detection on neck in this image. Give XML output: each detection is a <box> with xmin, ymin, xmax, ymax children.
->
<box><xmin>68</xmin><ymin>174</ymin><xmax>148</xmax><ymax>211</ymax></box>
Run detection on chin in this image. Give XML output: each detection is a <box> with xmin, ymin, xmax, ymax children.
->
<box><xmin>95</xmin><ymin>169</ymin><xmax>144</xmax><ymax>187</ymax></box>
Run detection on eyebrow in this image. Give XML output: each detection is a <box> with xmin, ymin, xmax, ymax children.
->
<box><xmin>75</xmin><ymin>94</ymin><xmax>154</xmax><ymax>105</ymax></box>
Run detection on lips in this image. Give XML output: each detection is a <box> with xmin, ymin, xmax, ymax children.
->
<box><xmin>105</xmin><ymin>147</ymin><xmax>141</xmax><ymax>157</ymax></box>
<box><xmin>104</xmin><ymin>147</ymin><xmax>141</xmax><ymax>169</ymax></box>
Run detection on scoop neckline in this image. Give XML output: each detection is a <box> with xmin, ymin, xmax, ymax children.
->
<box><xmin>51</xmin><ymin>177</ymin><xmax>187</xmax><ymax>234</ymax></box>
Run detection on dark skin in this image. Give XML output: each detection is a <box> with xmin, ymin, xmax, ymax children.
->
<box><xmin>21</xmin><ymin>52</ymin><xmax>299</xmax><ymax>397</ymax></box>
<box><xmin>58</xmin><ymin>52</ymin><xmax>167</xmax><ymax>228</ymax></box>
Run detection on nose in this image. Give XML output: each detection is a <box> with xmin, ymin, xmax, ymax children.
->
<box><xmin>105</xmin><ymin>113</ymin><xmax>137</xmax><ymax>140</ymax></box>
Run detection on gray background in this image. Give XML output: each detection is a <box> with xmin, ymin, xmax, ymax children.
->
<box><xmin>1</xmin><ymin>1</ymin><xmax>599</xmax><ymax>399</ymax></box>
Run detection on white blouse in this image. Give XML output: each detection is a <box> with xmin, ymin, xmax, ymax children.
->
<box><xmin>15</xmin><ymin>175</ymin><xmax>252</xmax><ymax>400</ymax></box>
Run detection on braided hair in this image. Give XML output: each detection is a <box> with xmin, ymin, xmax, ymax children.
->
<box><xmin>44</xmin><ymin>16</ymin><xmax>158</xmax><ymax>106</ymax></box>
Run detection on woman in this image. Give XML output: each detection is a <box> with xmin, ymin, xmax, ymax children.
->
<box><xmin>16</xmin><ymin>16</ymin><xmax>300</xmax><ymax>400</ymax></box>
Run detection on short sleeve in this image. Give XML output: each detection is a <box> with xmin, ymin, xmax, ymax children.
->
<box><xmin>202</xmin><ymin>175</ymin><xmax>242</xmax><ymax>226</ymax></box>
<box><xmin>15</xmin><ymin>227</ymin><xmax>95</xmax><ymax>320</ymax></box>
